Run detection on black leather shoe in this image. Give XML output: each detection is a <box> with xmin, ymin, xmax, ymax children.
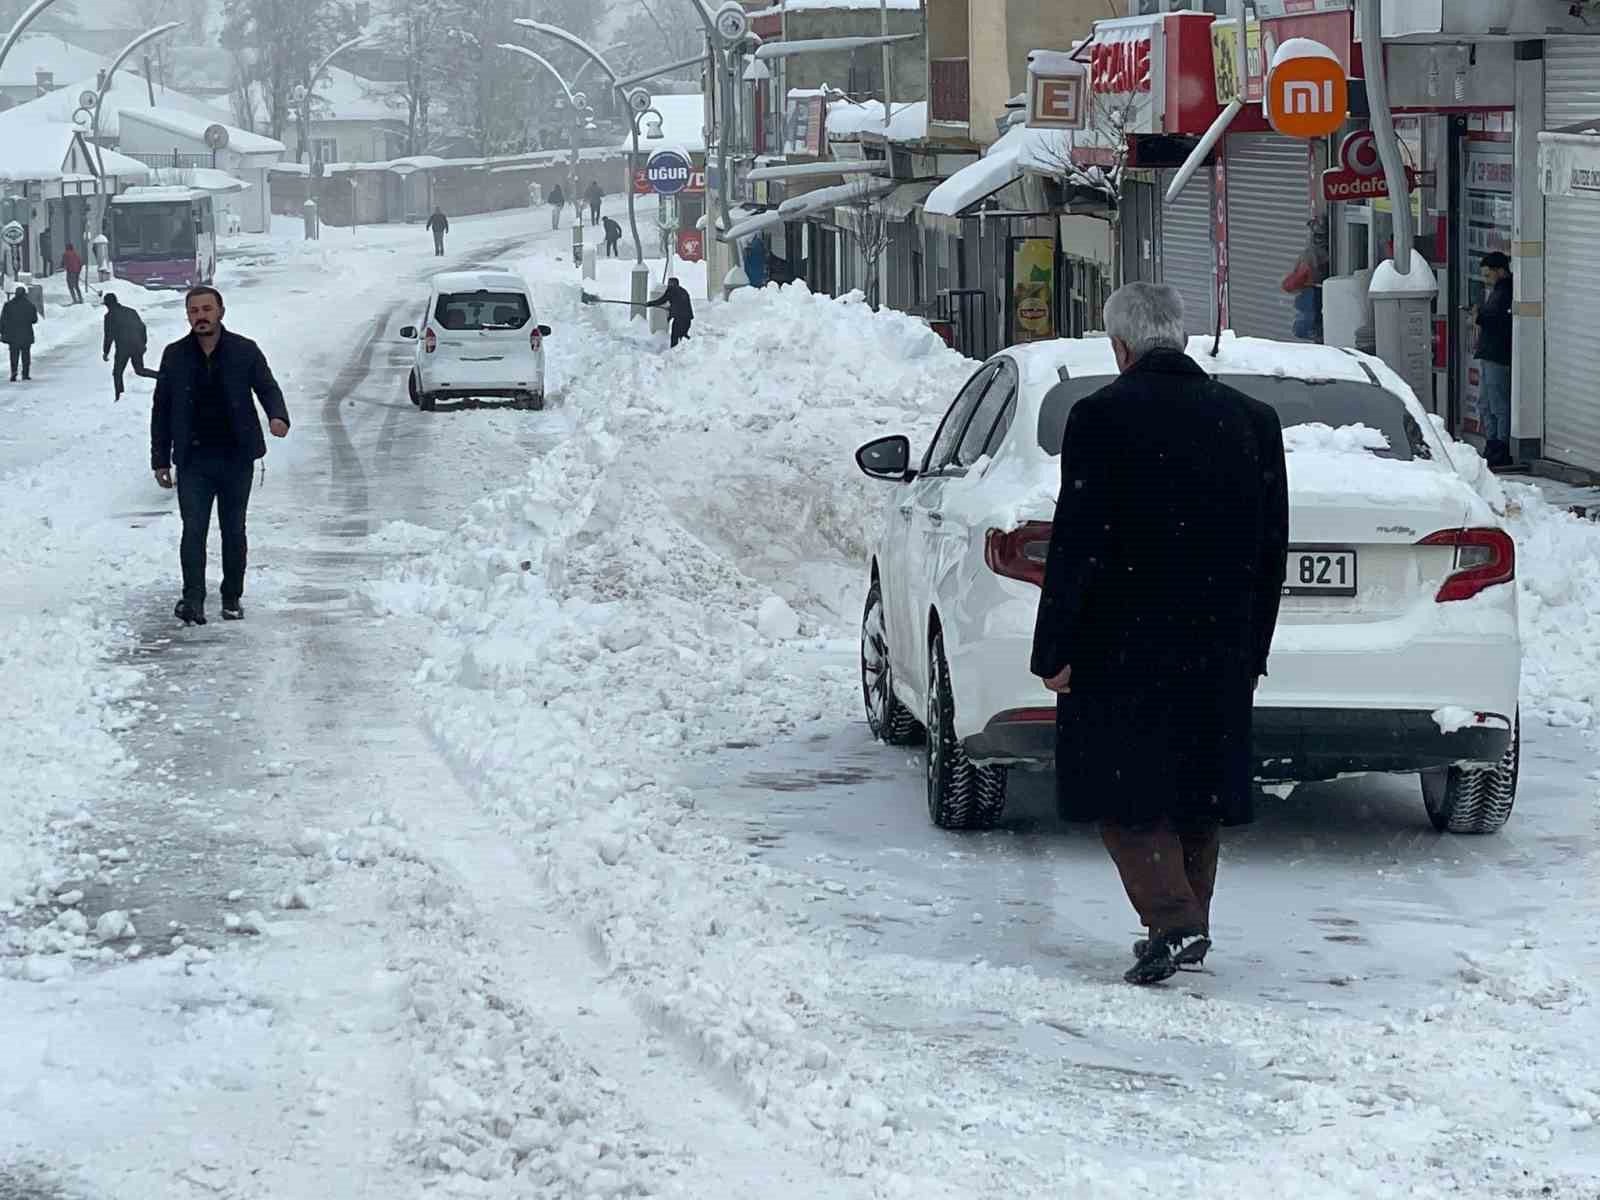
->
<box><xmin>174</xmin><ymin>600</ymin><xmax>206</xmax><ymax>626</ymax></box>
<box><xmin>221</xmin><ymin>599</ymin><xmax>244</xmax><ymax>621</ymax></box>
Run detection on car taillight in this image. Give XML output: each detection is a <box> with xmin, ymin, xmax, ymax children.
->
<box><xmin>423</xmin><ymin>328</ymin><xmax>436</xmax><ymax>354</ymax></box>
<box><xmin>529</xmin><ymin>326</ymin><xmax>542</xmax><ymax>352</ymax></box>
<box><xmin>985</xmin><ymin>522</ymin><xmax>1052</xmax><ymax>587</ymax></box>
<box><xmin>1418</xmin><ymin>528</ymin><xmax>1515</xmax><ymax>602</ymax></box>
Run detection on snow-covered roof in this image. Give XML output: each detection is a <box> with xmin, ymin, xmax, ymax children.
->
<box><xmin>777</xmin><ymin>176</ymin><xmax>894</xmax><ymax>217</ymax></box>
<box><xmin>0</xmin><ymin>117</ymin><xmax>101</xmax><ymax>181</ymax></box>
<box><xmin>0</xmin><ymin>34</ymin><xmax>104</xmax><ymax>88</ymax></box>
<box><xmin>826</xmin><ymin>99</ymin><xmax>927</xmax><ymax>143</ymax></box>
<box><xmin>925</xmin><ymin>122</ymin><xmax>1025</xmax><ymax>216</ymax></box>
<box><xmin>308</xmin><ymin>65</ymin><xmax>407</xmax><ymax>124</ymax></box>
<box><xmin>0</xmin><ymin>72</ymin><xmax>233</xmax><ymax>140</ymax></box>
<box><xmin>118</xmin><ymin>108</ymin><xmax>284</xmax><ymax>156</ymax></box>
<box><xmin>113</xmin><ymin>185</ymin><xmax>209</xmax><ymax>204</ymax></box>
<box><xmin>617</xmin><ymin>94</ymin><xmax>705</xmax><ymax>153</ymax></box>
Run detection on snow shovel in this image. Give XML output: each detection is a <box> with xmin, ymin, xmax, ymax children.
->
<box><xmin>579</xmin><ymin>290</ymin><xmax>639</xmax><ymax>307</ymax></box>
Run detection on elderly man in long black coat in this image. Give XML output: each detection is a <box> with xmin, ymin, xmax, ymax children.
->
<box><xmin>1030</xmin><ymin>282</ymin><xmax>1288</xmax><ymax>986</ymax></box>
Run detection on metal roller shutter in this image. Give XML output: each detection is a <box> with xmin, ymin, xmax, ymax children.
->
<box><xmin>1543</xmin><ymin>41</ymin><xmax>1600</xmax><ymax>471</ymax></box>
<box><xmin>1225</xmin><ymin>135</ymin><xmax>1310</xmax><ymax>340</ymax></box>
<box><xmin>1159</xmin><ymin>170</ymin><xmax>1214</xmax><ymax>335</ymax></box>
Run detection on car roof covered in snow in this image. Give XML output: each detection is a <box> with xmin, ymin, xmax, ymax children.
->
<box><xmin>430</xmin><ymin>271</ymin><xmax>528</xmax><ymax>295</ymax></box>
<box><xmin>1003</xmin><ymin>334</ymin><xmax>1388</xmax><ymax>397</ymax></box>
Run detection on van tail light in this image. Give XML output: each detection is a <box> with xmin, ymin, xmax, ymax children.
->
<box><xmin>1418</xmin><ymin>528</ymin><xmax>1515</xmax><ymax>602</ymax></box>
<box><xmin>423</xmin><ymin>327</ymin><xmax>437</xmax><ymax>354</ymax></box>
<box><xmin>984</xmin><ymin>522</ymin><xmax>1053</xmax><ymax>587</ymax></box>
<box><xmin>529</xmin><ymin>326</ymin><xmax>542</xmax><ymax>352</ymax></box>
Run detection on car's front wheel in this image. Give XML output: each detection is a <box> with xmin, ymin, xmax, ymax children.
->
<box><xmin>926</xmin><ymin>629</ymin><xmax>1007</xmax><ymax>830</ymax></box>
<box><xmin>860</xmin><ymin>579</ymin><xmax>922</xmax><ymax>746</ymax></box>
<box><xmin>1421</xmin><ymin>715</ymin><xmax>1519</xmax><ymax>834</ymax></box>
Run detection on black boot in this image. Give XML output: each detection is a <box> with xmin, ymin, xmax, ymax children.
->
<box><xmin>221</xmin><ymin>598</ymin><xmax>244</xmax><ymax>621</ymax></box>
<box><xmin>1132</xmin><ymin>932</ymin><xmax>1212</xmax><ymax>970</ymax></box>
<box><xmin>1125</xmin><ymin>930</ymin><xmax>1209</xmax><ymax>985</ymax></box>
<box><xmin>174</xmin><ymin>599</ymin><xmax>206</xmax><ymax>626</ymax></box>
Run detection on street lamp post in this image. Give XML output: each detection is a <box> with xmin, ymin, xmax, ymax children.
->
<box><xmin>293</xmin><ymin>34</ymin><xmax>371</xmax><ymax>165</ymax></box>
<box><xmin>0</xmin><ymin>0</ymin><xmax>65</xmax><ymax>85</ymax></box>
<box><xmin>78</xmin><ymin>21</ymin><xmax>183</xmax><ymax>253</ymax></box>
<box><xmin>497</xmin><ymin>43</ymin><xmax>591</xmax><ymax>253</ymax></box>
<box><xmin>513</xmin><ymin>21</ymin><xmax>691</xmax><ymax>317</ymax></box>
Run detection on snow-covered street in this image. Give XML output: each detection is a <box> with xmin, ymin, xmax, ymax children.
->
<box><xmin>4</xmin><ymin>206</ymin><xmax>1600</xmax><ymax>1199</ymax></box>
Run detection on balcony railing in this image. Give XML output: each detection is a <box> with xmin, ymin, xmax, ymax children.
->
<box><xmin>930</xmin><ymin>57</ymin><xmax>969</xmax><ymax>126</ymax></box>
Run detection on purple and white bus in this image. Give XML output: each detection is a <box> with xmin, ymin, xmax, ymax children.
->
<box><xmin>109</xmin><ymin>187</ymin><xmax>217</xmax><ymax>290</ymax></box>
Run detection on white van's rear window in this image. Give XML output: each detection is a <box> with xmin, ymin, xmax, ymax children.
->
<box><xmin>434</xmin><ymin>292</ymin><xmax>531</xmax><ymax>331</ymax></box>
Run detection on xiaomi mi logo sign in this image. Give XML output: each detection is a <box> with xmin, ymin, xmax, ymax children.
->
<box><xmin>1266</xmin><ymin>37</ymin><xmax>1347</xmax><ymax>139</ymax></box>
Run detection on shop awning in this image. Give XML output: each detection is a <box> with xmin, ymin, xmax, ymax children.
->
<box><xmin>722</xmin><ymin>207</ymin><xmax>787</xmax><ymax>242</ymax></box>
<box><xmin>720</xmin><ymin>178</ymin><xmax>895</xmax><ymax>242</ymax></box>
<box><xmin>1539</xmin><ymin>121</ymin><xmax>1600</xmax><ymax>200</ymax></box>
<box><xmin>881</xmin><ymin>179</ymin><xmax>939</xmax><ymax>222</ymax></box>
<box><xmin>921</xmin><ymin>122</ymin><xmax>1043</xmax><ymax>219</ymax></box>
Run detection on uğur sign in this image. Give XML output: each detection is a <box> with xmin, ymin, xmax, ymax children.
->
<box><xmin>1265</xmin><ymin>37</ymin><xmax>1347</xmax><ymax>139</ymax></box>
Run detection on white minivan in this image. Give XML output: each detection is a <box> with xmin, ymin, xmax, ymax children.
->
<box><xmin>401</xmin><ymin>271</ymin><xmax>550</xmax><ymax>410</ymax></box>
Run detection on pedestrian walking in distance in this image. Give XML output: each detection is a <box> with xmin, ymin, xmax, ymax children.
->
<box><xmin>585</xmin><ymin>180</ymin><xmax>603</xmax><ymax>227</ymax></box>
<box><xmin>645</xmin><ymin>276</ymin><xmax>695</xmax><ymax>348</ymax></box>
<box><xmin>548</xmin><ymin>184</ymin><xmax>565</xmax><ymax>231</ymax></box>
<box><xmin>151</xmin><ymin>285</ymin><xmax>290</xmax><ymax>627</ymax></box>
<box><xmin>602</xmin><ymin>215</ymin><xmax>622</xmax><ymax>258</ymax></box>
<box><xmin>103</xmin><ymin>294</ymin><xmax>159</xmax><ymax>400</ymax></box>
<box><xmin>426</xmin><ymin>206</ymin><xmax>449</xmax><ymax>257</ymax></box>
<box><xmin>1030</xmin><ymin>282</ymin><xmax>1288</xmax><ymax>987</ymax></box>
<box><xmin>62</xmin><ymin>242</ymin><xmax>84</xmax><ymax>304</ymax></box>
<box><xmin>1472</xmin><ymin>250</ymin><xmax>1514</xmax><ymax>468</ymax></box>
<box><xmin>1</xmin><ymin>285</ymin><xmax>37</xmax><ymax>381</ymax></box>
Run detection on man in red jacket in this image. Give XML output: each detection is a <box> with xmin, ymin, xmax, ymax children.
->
<box><xmin>62</xmin><ymin>243</ymin><xmax>84</xmax><ymax>304</ymax></box>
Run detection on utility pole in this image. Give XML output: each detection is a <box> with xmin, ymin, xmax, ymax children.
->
<box><xmin>1358</xmin><ymin>0</ymin><xmax>1437</xmax><ymax>405</ymax></box>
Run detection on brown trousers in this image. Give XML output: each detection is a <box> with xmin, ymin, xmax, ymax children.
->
<box><xmin>1101</xmin><ymin>818</ymin><xmax>1220</xmax><ymax>934</ymax></box>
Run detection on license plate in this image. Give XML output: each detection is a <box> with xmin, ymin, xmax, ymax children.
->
<box><xmin>1285</xmin><ymin>547</ymin><xmax>1357</xmax><ymax>597</ymax></box>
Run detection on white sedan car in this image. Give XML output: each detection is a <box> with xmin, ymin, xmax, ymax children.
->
<box><xmin>856</xmin><ymin>335</ymin><xmax>1520</xmax><ymax>836</ymax></box>
<box><xmin>400</xmin><ymin>271</ymin><xmax>550</xmax><ymax>410</ymax></box>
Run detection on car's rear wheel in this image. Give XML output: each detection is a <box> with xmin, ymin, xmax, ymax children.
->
<box><xmin>419</xmin><ymin>388</ymin><xmax>437</xmax><ymax>412</ymax></box>
<box><xmin>926</xmin><ymin>629</ymin><xmax>1007</xmax><ymax>830</ymax></box>
<box><xmin>1421</xmin><ymin>715</ymin><xmax>1519</xmax><ymax>834</ymax></box>
<box><xmin>408</xmin><ymin>370</ymin><xmax>420</xmax><ymax>407</ymax></box>
<box><xmin>861</xmin><ymin>579</ymin><xmax>922</xmax><ymax>746</ymax></box>
<box><xmin>521</xmin><ymin>392</ymin><xmax>545</xmax><ymax>411</ymax></box>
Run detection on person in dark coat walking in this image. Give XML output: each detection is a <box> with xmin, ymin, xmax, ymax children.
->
<box><xmin>426</xmin><ymin>207</ymin><xmax>450</xmax><ymax>256</ymax></box>
<box><xmin>645</xmin><ymin>276</ymin><xmax>694</xmax><ymax>347</ymax></box>
<box><xmin>151</xmin><ymin>285</ymin><xmax>290</xmax><ymax>626</ymax></box>
<box><xmin>62</xmin><ymin>242</ymin><xmax>84</xmax><ymax>304</ymax></box>
<box><xmin>585</xmin><ymin>180</ymin><xmax>603</xmax><ymax>227</ymax></box>
<box><xmin>1472</xmin><ymin>251</ymin><xmax>1514</xmax><ymax>468</ymax></box>
<box><xmin>1030</xmin><ymin>282</ymin><xmax>1289</xmax><ymax>987</ymax></box>
<box><xmin>1</xmin><ymin>286</ymin><xmax>37</xmax><ymax>381</ymax></box>
<box><xmin>601</xmin><ymin>215</ymin><xmax>622</xmax><ymax>258</ymax></box>
<box><xmin>548</xmin><ymin>185</ymin><xmax>565</xmax><ymax>231</ymax></box>
<box><xmin>103</xmin><ymin>293</ymin><xmax>159</xmax><ymax>400</ymax></box>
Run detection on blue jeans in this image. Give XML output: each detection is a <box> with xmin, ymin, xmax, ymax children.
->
<box><xmin>1477</xmin><ymin>360</ymin><xmax>1511</xmax><ymax>444</ymax></box>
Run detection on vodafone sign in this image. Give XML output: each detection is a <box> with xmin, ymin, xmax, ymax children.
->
<box><xmin>1321</xmin><ymin>129</ymin><xmax>1417</xmax><ymax>201</ymax></box>
<box><xmin>1265</xmin><ymin>36</ymin><xmax>1347</xmax><ymax>139</ymax></box>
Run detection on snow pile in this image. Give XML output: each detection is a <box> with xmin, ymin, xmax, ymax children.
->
<box><xmin>366</xmin><ymin>277</ymin><xmax>972</xmax><ymax>1183</ymax></box>
<box><xmin>0</xmin><ymin>614</ymin><xmax>141</xmax><ymax>909</ymax></box>
<box><xmin>1281</xmin><ymin>421</ymin><xmax>1390</xmax><ymax>455</ymax></box>
<box><xmin>1506</xmin><ymin>481</ymin><xmax>1600</xmax><ymax>729</ymax></box>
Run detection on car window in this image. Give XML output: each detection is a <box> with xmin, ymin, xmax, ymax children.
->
<box><xmin>1036</xmin><ymin>376</ymin><xmax>1116</xmax><ymax>453</ymax></box>
<box><xmin>1217</xmin><ymin>375</ymin><xmax>1432</xmax><ymax>461</ymax></box>
<box><xmin>1035</xmin><ymin>373</ymin><xmax>1432</xmax><ymax>462</ymax></box>
<box><xmin>956</xmin><ymin>363</ymin><xmax>1017</xmax><ymax>468</ymax></box>
<box><xmin>434</xmin><ymin>291</ymin><xmax>531</xmax><ymax>331</ymax></box>
<box><xmin>923</xmin><ymin>364</ymin><xmax>998</xmax><ymax>473</ymax></box>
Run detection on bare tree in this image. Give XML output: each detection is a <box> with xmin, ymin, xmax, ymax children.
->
<box><xmin>843</xmin><ymin>177</ymin><xmax>893</xmax><ymax>310</ymax></box>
